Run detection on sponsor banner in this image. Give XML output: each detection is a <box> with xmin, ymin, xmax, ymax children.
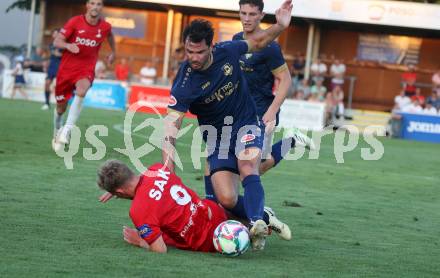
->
<box><xmin>83</xmin><ymin>80</ymin><xmax>127</xmax><ymax>111</ymax></box>
<box><xmin>399</xmin><ymin>113</ymin><xmax>440</xmax><ymax>143</ymax></box>
<box><xmin>279</xmin><ymin>100</ymin><xmax>326</xmax><ymax>131</ymax></box>
<box><xmin>128</xmin><ymin>84</ymin><xmax>195</xmax><ymax>118</ymax></box>
<box><xmin>103</xmin><ymin>8</ymin><xmax>146</xmax><ymax>39</ymax></box>
<box><xmin>129</xmin><ymin>0</ymin><xmax>440</xmax><ymax>30</ymax></box>
<box><xmin>2</xmin><ymin>70</ymin><xmax>47</xmax><ymax>102</ymax></box>
<box><xmin>357</xmin><ymin>34</ymin><xmax>422</xmax><ymax>65</ymax></box>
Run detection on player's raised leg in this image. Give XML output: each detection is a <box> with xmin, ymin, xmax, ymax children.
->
<box><xmin>57</xmin><ymin>78</ymin><xmax>90</xmax><ymax>144</ymax></box>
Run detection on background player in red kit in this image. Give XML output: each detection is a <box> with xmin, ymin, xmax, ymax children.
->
<box><xmin>52</xmin><ymin>0</ymin><xmax>116</xmax><ymax>150</ymax></box>
<box><xmin>97</xmin><ymin>160</ymin><xmax>228</xmax><ymax>253</ymax></box>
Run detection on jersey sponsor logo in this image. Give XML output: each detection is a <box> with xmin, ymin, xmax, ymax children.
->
<box><xmin>204</xmin><ymin>81</ymin><xmax>239</xmax><ymax>104</ymax></box>
<box><xmin>137</xmin><ymin>224</ymin><xmax>153</xmax><ymax>239</ymax></box>
<box><xmin>78</xmin><ymin>30</ymin><xmax>86</xmax><ymax>34</ymax></box>
<box><xmin>55</xmin><ymin>95</ymin><xmax>65</xmax><ymax>101</ymax></box>
<box><xmin>245</xmin><ymin>53</ymin><xmax>253</xmax><ymax>59</ymax></box>
<box><xmin>201</xmin><ymin>81</ymin><xmax>210</xmax><ymax>90</ymax></box>
<box><xmin>96</xmin><ymin>29</ymin><xmax>102</xmax><ymax>38</ymax></box>
<box><xmin>222</xmin><ymin>63</ymin><xmax>233</xmax><ymax>76</ymax></box>
<box><xmin>239</xmin><ymin>60</ymin><xmax>254</xmax><ymax>72</ymax></box>
<box><xmin>168</xmin><ymin>96</ymin><xmax>177</xmax><ymax>107</ymax></box>
<box><xmin>240</xmin><ymin>134</ymin><xmax>256</xmax><ymax>143</ymax></box>
<box><xmin>180</xmin><ymin>200</ymin><xmax>204</xmax><ymax>238</ymax></box>
<box><xmin>75</xmin><ymin>36</ymin><xmax>98</xmax><ymax>47</ymax></box>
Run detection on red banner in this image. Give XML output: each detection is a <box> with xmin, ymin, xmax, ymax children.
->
<box><xmin>128</xmin><ymin>85</ymin><xmax>195</xmax><ymax>118</ymax></box>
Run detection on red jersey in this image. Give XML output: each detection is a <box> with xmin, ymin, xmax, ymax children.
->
<box><xmin>130</xmin><ymin>164</ymin><xmax>227</xmax><ymax>252</ymax></box>
<box><xmin>59</xmin><ymin>15</ymin><xmax>112</xmax><ymax>75</ymax></box>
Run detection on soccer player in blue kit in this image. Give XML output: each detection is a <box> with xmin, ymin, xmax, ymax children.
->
<box><xmin>202</xmin><ymin>0</ymin><xmax>313</xmax><ymax>244</ymax></box>
<box><xmin>162</xmin><ymin>0</ymin><xmax>294</xmax><ymax>251</ymax></box>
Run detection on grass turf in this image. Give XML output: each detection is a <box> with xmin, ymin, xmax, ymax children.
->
<box><xmin>0</xmin><ymin>99</ymin><xmax>439</xmax><ymax>277</ymax></box>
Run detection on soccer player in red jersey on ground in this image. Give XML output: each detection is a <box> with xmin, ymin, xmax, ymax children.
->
<box><xmin>97</xmin><ymin>160</ymin><xmax>228</xmax><ymax>253</ymax></box>
<box><xmin>52</xmin><ymin>0</ymin><xmax>115</xmax><ymax>150</ymax></box>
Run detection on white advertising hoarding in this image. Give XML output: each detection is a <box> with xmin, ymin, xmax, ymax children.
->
<box><xmin>279</xmin><ymin>100</ymin><xmax>326</xmax><ymax>131</ymax></box>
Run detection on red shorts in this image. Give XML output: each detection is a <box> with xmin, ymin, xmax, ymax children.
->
<box><xmin>55</xmin><ymin>70</ymin><xmax>94</xmax><ymax>103</ymax></box>
<box><xmin>198</xmin><ymin>199</ymin><xmax>228</xmax><ymax>252</ymax></box>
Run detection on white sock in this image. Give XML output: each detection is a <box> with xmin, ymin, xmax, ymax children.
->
<box><xmin>53</xmin><ymin>109</ymin><xmax>64</xmax><ymax>136</ymax></box>
<box><xmin>64</xmin><ymin>96</ymin><xmax>84</xmax><ymax>131</ymax></box>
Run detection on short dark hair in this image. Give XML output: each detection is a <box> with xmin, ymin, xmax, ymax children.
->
<box><xmin>97</xmin><ymin>160</ymin><xmax>134</xmax><ymax>194</ymax></box>
<box><xmin>183</xmin><ymin>19</ymin><xmax>214</xmax><ymax>47</ymax></box>
<box><xmin>239</xmin><ymin>0</ymin><xmax>264</xmax><ymax>12</ymax></box>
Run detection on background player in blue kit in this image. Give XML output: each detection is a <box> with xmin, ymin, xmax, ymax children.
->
<box><xmin>162</xmin><ymin>0</ymin><xmax>294</xmax><ymax>251</ymax></box>
<box><xmin>42</xmin><ymin>29</ymin><xmax>63</xmax><ymax>111</ymax></box>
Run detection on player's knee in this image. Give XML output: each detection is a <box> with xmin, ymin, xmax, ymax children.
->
<box><xmin>238</xmin><ymin>162</ymin><xmax>258</xmax><ymax>178</ymax></box>
<box><xmin>56</xmin><ymin>105</ymin><xmax>66</xmax><ymax>114</ymax></box>
<box><xmin>216</xmin><ymin>192</ymin><xmax>237</xmax><ymax>209</ymax></box>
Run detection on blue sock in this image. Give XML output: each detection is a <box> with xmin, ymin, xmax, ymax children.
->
<box><xmin>227</xmin><ymin>195</ymin><xmax>247</xmax><ymax>220</ymax></box>
<box><xmin>204</xmin><ymin>175</ymin><xmax>217</xmax><ymax>202</ymax></box>
<box><xmin>271</xmin><ymin>138</ymin><xmax>296</xmax><ymax>166</ymax></box>
<box><xmin>242</xmin><ymin>175</ymin><xmax>265</xmax><ymax>222</ymax></box>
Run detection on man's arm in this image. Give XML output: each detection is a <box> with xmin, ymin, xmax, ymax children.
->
<box><xmin>263</xmin><ymin>68</ymin><xmax>291</xmax><ymax>131</ymax></box>
<box><xmin>53</xmin><ymin>33</ymin><xmax>79</xmax><ymax>54</ymax></box>
<box><xmin>246</xmin><ymin>0</ymin><xmax>293</xmax><ymax>53</ymax></box>
<box><xmin>106</xmin><ymin>32</ymin><xmax>116</xmax><ymax>65</ymax></box>
<box><xmin>123</xmin><ymin>226</ymin><xmax>167</xmax><ymax>253</ymax></box>
<box><xmin>162</xmin><ymin>110</ymin><xmax>185</xmax><ymax>173</ymax></box>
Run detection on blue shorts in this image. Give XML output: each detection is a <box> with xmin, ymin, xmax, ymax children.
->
<box><xmin>207</xmin><ymin>124</ymin><xmax>264</xmax><ymax>175</ymax></box>
<box><xmin>15</xmin><ymin>75</ymin><xmax>25</xmax><ymax>85</ymax></box>
<box><xmin>47</xmin><ymin>61</ymin><xmax>60</xmax><ymax>80</ymax></box>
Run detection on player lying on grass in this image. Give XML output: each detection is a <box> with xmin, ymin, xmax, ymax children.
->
<box><xmin>97</xmin><ymin>159</ymin><xmax>290</xmax><ymax>253</ymax></box>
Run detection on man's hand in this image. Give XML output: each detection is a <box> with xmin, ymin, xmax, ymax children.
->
<box><xmin>99</xmin><ymin>192</ymin><xmax>114</xmax><ymax>203</ymax></box>
<box><xmin>275</xmin><ymin>0</ymin><xmax>293</xmax><ymax>29</ymax></box>
<box><xmin>123</xmin><ymin>226</ymin><xmax>149</xmax><ymax>249</ymax></box>
<box><xmin>106</xmin><ymin>52</ymin><xmax>115</xmax><ymax>65</ymax></box>
<box><xmin>66</xmin><ymin>43</ymin><xmax>80</xmax><ymax>54</ymax></box>
<box><xmin>262</xmin><ymin>109</ymin><xmax>277</xmax><ymax>134</ymax></box>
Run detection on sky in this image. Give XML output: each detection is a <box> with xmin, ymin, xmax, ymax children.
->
<box><xmin>0</xmin><ymin>0</ymin><xmax>40</xmax><ymax>47</ymax></box>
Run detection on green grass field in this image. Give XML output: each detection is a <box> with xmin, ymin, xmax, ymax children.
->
<box><xmin>1</xmin><ymin>98</ymin><xmax>439</xmax><ymax>277</ymax></box>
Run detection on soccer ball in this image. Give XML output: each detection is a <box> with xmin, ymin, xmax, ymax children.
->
<box><xmin>213</xmin><ymin>220</ymin><xmax>250</xmax><ymax>257</ymax></box>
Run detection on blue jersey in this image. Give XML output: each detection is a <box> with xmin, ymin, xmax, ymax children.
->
<box><xmin>169</xmin><ymin>40</ymin><xmax>258</xmax><ymax>142</ymax></box>
<box><xmin>49</xmin><ymin>44</ymin><xmax>62</xmax><ymax>65</ymax></box>
<box><xmin>232</xmin><ymin>32</ymin><xmax>287</xmax><ymax>118</ymax></box>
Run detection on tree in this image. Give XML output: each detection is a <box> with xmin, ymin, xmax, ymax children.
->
<box><xmin>5</xmin><ymin>0</ymin><xmax>40</xmax><ymax>14</ymax></box>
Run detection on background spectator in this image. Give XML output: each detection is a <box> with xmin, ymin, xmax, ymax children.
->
<box><xmin>401</xmin><ymin>99</ymin><xmax>423</xmax><ymax>114</ymax></box>
<box><xmin>310</xmin><ymin>58</ymin><xmax>327</xmax><ymax>84</ymax></box>
<box><xmin>422</xmin><ymin>102</ymin><xmax>437</xmax><ymax>115</ymax></box>
<box><xmin>140</xmin><ymin>61</ymin><xmax>157</xmax><ymax>85</ymax></box>
<box><xmin>401</xmin><ymin>64</ymin><xmax>417</xmax><ymax>97</ymax></box>
<box><xmin>394</xmin><ymin>90</ymin><xmax>411</xmax><ymax>111</ymax></box>
<box><xmin>29</xmin><ymin>47</ymin><xmax>46</xmax><ymax>72</ymax></box>
<box><xmin>332</xmin><ymin>85</ymin><xmax>345</xmax><ymax>118</ymax></box>
<box><xmin>10</xmin><ymin>60</ymin><xmax>28</xmax><ymax>99</ymax></box>
<box><xmin>291</xmin><ymin>52</ymin><xmax>305</xmax><ymax>91</ymax></box>
<box><xmin>411</xmin><ymin>88</ymin><xmax>425</xmax><ymax>106</ymax></box>
<box><xmin>426</xmin><ymin>91</ymin><xmax>440</xmax><ymax>111</ymax></box>
<box><xmin>95</xmin><ymin>59</ymin><xmax>107</xmax><ymax>79</ymax></box>
<box><xmin>170</xmin><ymin>44</ymin><xmax>185</xmax><ymax>82</ymax></box>
<box><xmin>295</xmin><ymin>78</ymin><xmax>310</xmax><ymax>99</ymax></box>
<box><xmin>432</xmin><ymin>68</ymin><xmax>440</xmax><ymax>94</ymax></box>
<box><xmin>115</xmin><ymin>58</ymin><xmax>130</xmax><ymax>81</ymax></box>
<box><xmin>330</xmin><ymin>59</ymin><xmax>346</xmax><ymax>89</ymax></box>
<box><xmin>324</xmin><ymin>91</ymin><xmax>335</xmax><ymax>124</ymax></box>
<box><xmin>310</xmin><ymin>79</ymin><xmax>327</xmax><ymax>101</ymax></box>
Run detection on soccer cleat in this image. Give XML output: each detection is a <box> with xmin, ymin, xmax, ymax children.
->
<box><xmin>52</xmin><ymin>130</ymin><xmax>64</xmax><ymax>152</ymax></box>
<box><xmin>41</xmin><ymin>104</ymin><xmax>49</xmax><ymax>110</ymax></box>
<box><xmin>264</xmin><ymin>207</ymin><xmax>292</xmax><ymax>241</ymax></box>
<box><xmin>249</xmin><ymin>219</ymin><xmax>268</xmax><ymax>251</ymax></box>
<box><xmin>58</xmin><ymin>126</ymin><xmax>71</xmax><ymax>145</ymax></box>
<box><xmin>286</xmin><ymin>127</ymin><xmax>316</xmax><ymax>150</ymax></box>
